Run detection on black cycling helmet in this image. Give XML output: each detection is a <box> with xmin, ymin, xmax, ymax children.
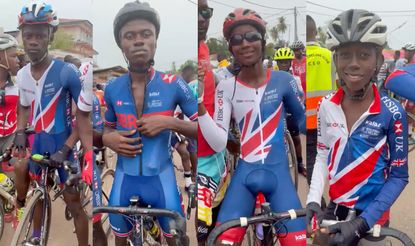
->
<box><xmin>113</xmin><ymin>0</ymin><xmax>160</xmax><ymax>48</ymax></box>
<box><xmin>326</xmin><ymin>9</ymin><xmax>386</xmax><ymax>50</ymax></box>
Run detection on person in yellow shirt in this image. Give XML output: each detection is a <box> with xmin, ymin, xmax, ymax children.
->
<box><xmin>217</xmin><ymin>53</ymin><xmax>230</xmax><ymax>68</ymax></box>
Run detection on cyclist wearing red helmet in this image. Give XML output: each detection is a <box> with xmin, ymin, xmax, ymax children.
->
<box><xmin>198</xmin><ymin>8</ymin><xmax>306</xmax><ymax>245</ymax></box>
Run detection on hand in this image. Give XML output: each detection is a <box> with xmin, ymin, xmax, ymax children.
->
<box><xmin>327</xmin><ymin>217</ymin><xmax>369</xmax><ymax>246</ymax></box>
<box><xmin>136</xmin><ymin>115</ymin><xmax>168</xmax><ymax>137</ymax></box>
<box><xmin>13</xmin><ymin>129</ymin><xmax>28</xmax><ymax>159</ymax></box>
<box><xmin>198</xmin><ymin>79</ymin><xmax>204</xmax><ymax>104</ymax></box>
<box><xmin>102</xmin><ymin>129</ymin><xmax>142</xmax><ymax>157</ymax></box>
<box><xmin>82</xmin><ymin>150</ymin><xmax>93</xmax><ymax>185</ymax></box>
<box><xmin>50</xmin><ymin>144</ymin><xmax>72</xmax><ymax>167</ymax></box>
<box><xmin>306</xmin><ymin>202</ymin><xmax>324</xmax><ymax>226</ymax></box>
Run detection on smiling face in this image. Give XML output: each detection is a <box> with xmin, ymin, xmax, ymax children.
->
<box><xmin>229</xmin><ymin>24</ymin><xmax>263</xmax><ymax>67</ymax></box>
<box><xmin>276</xmin><ymin>59</ymin><xmax>292</xmax><ymax>72</ymax></box>
<box><xmin>335</xmin><ymin>42</ymin><xmax>379</xmax><ymax>92</ymax></box>
<box><xmin>119</xmin><ymin>19</ymin><xmax>157</xmax><ymax>68</ymax></box>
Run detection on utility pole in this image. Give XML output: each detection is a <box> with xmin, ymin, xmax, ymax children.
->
<box><xmin>294</xmin><ymin>7</ymin><xmax>298</xmax><ymax>41</ymax></box>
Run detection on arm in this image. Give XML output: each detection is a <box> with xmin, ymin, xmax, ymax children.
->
<box><xmin>360</xmin><ymin>107</ymin><xmax>409</xmax><ymax>228</ymax></box>
<box><xmin>16</xmin><ymin>103</ymin><xmax>30</xmax><ymax>131</ymax></box>
<box><xmin>284</xmin><ymin>74</ymin><xmax>306</xmax><ymax>129</ymax></box>
<box><xmin>75</xmin><ymin>109</ymin><xmax>92</xmax><ymax>152</ymax></box>
<box><xmin>306</xmin><ymin>101</ymin><xmax>329</xmax><ymax>206</ymax></box>
<box><xmin>384</xmin><ymin>65</ymin><xmax>415</xmax><ymax>101</ymax></box>
<box><xmin>198</xmin><ymin>81</ymin><xmax>232</xmax><ymax>152</ymax></box>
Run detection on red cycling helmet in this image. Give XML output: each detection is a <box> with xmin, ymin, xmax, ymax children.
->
<box><xmin>223</xmin><ymin>8</ymin><xmax>266</xmax><ymax>41</ymax></box>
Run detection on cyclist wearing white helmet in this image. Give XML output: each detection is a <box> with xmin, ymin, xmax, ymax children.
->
<box><xmin>0</xmin><ymin>31</ymin><xmax>19</xmax><ymax>171</ymax></box>
<box><xmin>395</xmin><ymin>42</ymin><xmax>415</xmax><ymax>70</ymax></box>
<box><xmin>290</xmin><ymin>40</ymin><xmax>306</xmax><ymax>95</ymax></box>
<box><xmin>306</xmin><ymin>9</ymin><xmax>408</xmax><ymax>246</ymax></box>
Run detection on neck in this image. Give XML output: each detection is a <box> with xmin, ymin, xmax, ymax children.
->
<box><xmin>306</xmin><ymin>37</ymin><xmax>316</xmax><ymax>43</ymax></box>
<box><xmin>0</xmin><ymin>69</ymin><xmax>8</xmax><ymax>84</ymax></box>
<box><xmin>238</xmin><ymin>62</ymin><xmax>266</xmax><ymax>87</ymax></box>
<box><xmin>31</xmin><ymin>55</ymin><xmax>52</xmax><ymax>72</ymax></box>
<box><xmin>130</xmin><ymin>71</ymin><xmax>149</xmax><ymax>84</ymax></box>
<box><xmin>343</xmin><ymin>85</ymin><xmax>374</xmax><ymax>105</ymax></box>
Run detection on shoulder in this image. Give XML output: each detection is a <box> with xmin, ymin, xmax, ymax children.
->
<box><xmin>379</xmin><ymin>93</ymin><xmax>406</xmax><ymax>115</ymax></box>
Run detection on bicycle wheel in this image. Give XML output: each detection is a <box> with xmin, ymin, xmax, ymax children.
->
<box><xmin>408</xmin><ymin>112</ymin><xmax>415</xmax><ymax>153</ymax></box>
<box><xmin>0</xmin><ymin>198</ymin><xmax>4</xmax><ymax>240</ymax></box>
<box><xmin>101</xmin><ymin>168</ymin><xmax>114</xmax><ymax>236</ymax></box>
<box><xmin>12</xmin><ymin>190</ymin><xmax>52</xmax><ymax>246</ymax></box>
<box><xmin>285</xmin><ymin>132</ymin><xmax>298</xmax><ymax>190</ymax></box>
<box><xmin>65</xmin><ymin>183</ymin><xmax>92</xmax><ymax>220</ymax></box>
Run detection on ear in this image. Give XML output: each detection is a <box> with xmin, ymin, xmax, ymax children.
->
<box><xmin>376</xmin><ymin>52</ymin><xmax>384</xmax><ymax>71</ymax></box>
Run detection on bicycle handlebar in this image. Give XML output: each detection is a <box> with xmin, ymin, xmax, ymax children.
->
<box><xmin>320</xmin><ymin>220</ymin><xmax>415</xmax><ymax>246</ymax></box>
<box><xmin>207</xmin><ymin>208</ymin><xmax>306</xmax><ymax>246</ymax></box>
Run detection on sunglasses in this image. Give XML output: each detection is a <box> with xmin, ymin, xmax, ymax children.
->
<box><xmin>199</xmin><ymin>7</ymin><xmax>213</xmax><ymax>19</ymax></box>
<box><xmin>229</xmin><ymin>32</ymin><xmax>263</xmax><ymax>46</ymax></box>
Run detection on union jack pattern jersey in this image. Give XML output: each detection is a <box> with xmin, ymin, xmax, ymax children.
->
<box><xmin>104</xmin><ymin>69</ymin><xmax>197</xmax><ymax>176</ymax></box>
<box><xmin>17</xmin><ymin>60</ymin><xmax>82</xmax><ymax>134</ymax></box>
<box><xmin>385</xmin><ymin>64</ymin><xmax>415</xmax><ymax>101</ymax></box>
<box><xmin>199</xmin><ymin>69</ymin><xmax>305</xmax><ymax>165</ymax></box>
<box><xmin>307</xmin><ymin>84</ymin><xmax>409</xmax><ymax>227</ymax></box>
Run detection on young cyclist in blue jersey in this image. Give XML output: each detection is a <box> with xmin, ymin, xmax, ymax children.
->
<box><xmin>306</xmin><ymin>9</ymin><xmax>409</xmax><ymax>246</ymax></box>
<box><xmin>12</xmin><ymin>2</ymin><xmax>91</xmax><ymax>245</ymax></box>
<box><xmin>102</xmin><ymin>1</ymin><xmax>197</xmax><ymax>245</ymax></box>
<box><xmin>198</xmin><ymin>8</ymin><xmax>306</xmax><ymax>245</ymax></box>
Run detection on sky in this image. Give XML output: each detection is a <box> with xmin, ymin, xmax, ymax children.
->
<box><xmin>92</xmin><ymin>0</ymin><xmax>197</xmax><ymax>71</ymax></box>
<box><xmin>307</xmin><ymin>0</ymin><xmax>415</xmax><ymax>50</ymax></box>
<box><xmin>206</xmin><ymin>0</ymin><xmax>306</xmax><ymax>44</ymax></box>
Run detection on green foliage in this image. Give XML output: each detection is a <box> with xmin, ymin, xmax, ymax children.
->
<box><xmin>50</xmin><ymin>30</ymin><xmax>74</xmax><ymax>51</ymax></box>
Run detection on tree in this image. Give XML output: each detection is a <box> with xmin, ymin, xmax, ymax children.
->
<box><xmin>317</xmin><ymin>26</ymin><xmax>327</xmax><ymax>46</ymax></box>
<box><xmin>206</xmin><ymin>37</ymin><xmax>231</xmax><ymax>58</ymax></box>
<box><xmin>50</xmin><ymin>29</ymin><xmax>74</xmax><ymax>51</ymax></box>
<box><xmin>269</xmin><ymin>26</ymin><xmax>279</xmax><ymax>43</ymax></box>
<box><xmin>265</xmin><ymin>42</ymin><xmax>276</xmax><ymax>58</ymax></box>
<box><xmin>178</xmin><ymin>60</ymin><xmax>197</xmax><ymax>73</ymax></box>
<box><xmin>276</xmin><ymin>16</ymin><xmax>287</xmax><ymax>40</ymax></box>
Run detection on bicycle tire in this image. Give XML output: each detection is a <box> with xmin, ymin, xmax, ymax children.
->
<box><xmin>0</xmin><ymin>198</ymin><xmax>4</xmax><ymax>240</ymax></box>
<box><xmin>12</xmin><ymin>190</ymin><xmax>52</xmax><ymax>246</ymax></box>
<box><xmin>100</xmin><ymin>168</ymin><xmax>114</xmax><ymax>236</ymax></box>
<box><xmin>285</xmin><ymin>132</ymin><xmax>299</xmax><ymax>190</ymax></box>
<box><xmin>378</xmin><ymin>227</ymin><xmax>415</xmax><ymax>246</ymax></box>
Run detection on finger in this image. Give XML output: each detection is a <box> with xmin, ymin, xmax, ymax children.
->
<box><xmin>328</xmin><ymin>232</ymin><xmax>343</xmax><ymax>246</ymax></box>
<box><xmin>118</xmin><ymin>150</ymin><xmax>139</xmax><ymax>157</ymax></box>
<box><xmin>118</xmin><ymin>129</ymin><xmax>137</xmax><ymax>136</ymax></box>
<box><xmin>121</xmin><ymin>136</ymin><xmax>141</xmax><ymax>144</ymax></box>
<box><xmin>119</xmin><ymin>143</ymin><xmax>142</xmax><ymax>151</ymax></box>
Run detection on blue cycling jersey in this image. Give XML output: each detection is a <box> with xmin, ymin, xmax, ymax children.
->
<box><xmin>385</xmin><ymin>64</ymin><xmax>415</xmax><ymax>101</ymax></box>
<box><xmin>104</xmin><ymin>69</ymin><xmax>197</xmax><ymax>176</ymax></box>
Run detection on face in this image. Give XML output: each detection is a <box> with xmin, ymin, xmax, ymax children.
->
<box><xmin>229</xmin><ymin>25</ymin><xmax>263</xmax><ymax>67</ymax></box>
<box><xmin>120</xmin><ymin>19</ymin><xmax>157</xmax><ymax>68</ymax></box>
<box><xmin>0</xmin><ymin>47</ymin><xmax>20</xmax><ymax>76</ymax></box>
<box><xmin>293</xmin><ymin>49</ymin><xmax>302</xmax><ymax>59</ymax></box>
<box><xmin>404</xmin><ymin>49</ymin><xmax>415</xmax><ymax>61</ymax></box>
<box><xmin>394</xmin><ymin>52</ymin><xmax>400</xmax><ymax>60</ymax></box>
<box><xmin>21</xmin><ymin>25</ymin><xmax>51</xmax><ymax>63</ymax></box>
<box><xmin>276</xmin><ymin>59</ymin><xmax>291</xmax><ymax>72</ymax></box>
<box><xmin>335</xmin><ymin>42</ymin><xmax>379</xmax><ymax>92</ymax></box>
<box><xmin>198</xmin><ymin>0</ymin><xmax>211</xmax><ymax>42</ymax></box>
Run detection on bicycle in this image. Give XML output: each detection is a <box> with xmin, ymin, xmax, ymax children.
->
<box><xmin>285</xmin><ymin>131</ymin><xmax>298</xmax><ymax>191</ymax></box>
<box><xmin>207</xmin><ymin>205</ymin><xmax>306</xmax><ymax>246</ymax></box>
<box><xmin>11</xmin><ymin>154</ymin><xmax>81</xmax><ymax>246</ymax></box>
<box><xmin>93</xmin><ymin>196</ymin><xmax>189</xmax><ymax>246</ymax></box>
<box><xmin>97</xmin><ymin>167</ymin><xmax>114</xmax><ymax>236</ymax></box>
<box><xmin>407</xmin><ymin>111</ymin><xmax>415</xmax><ymax>153</ymax></box>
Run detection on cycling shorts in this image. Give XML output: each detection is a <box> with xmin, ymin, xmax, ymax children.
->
<box><xmin>109</xmin><ymin>164</ymin><xmax>183</xmax><ymax>237</ymax></box>
<box><xmin>216</xmin><ymin>162</ymin><xmax>306</xmax><ymax>245</ymax></box>
<box><xmin>29</xmin><ymin>131</ymin><xmax>75</xmax><ymax>184</ymax></box>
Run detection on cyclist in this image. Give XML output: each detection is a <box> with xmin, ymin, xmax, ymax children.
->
<box><xmin>198</xmin><ymin>8</ymin><xmax>306</xmax><ymax>245</ymax></box>
<box><xmin>306</xmin><ymin>9</ymin><xmax>409</xmax><ymax>246</ymax></box>
<box><xmin>13</xmin><ymin>1</ymin><xmax>91</xmax><ymax>245</ymax></box>
<box><xmin>290</xmin><ymin>40</ymin><xmax>306</xmax><ymax>97</ymax></box>
<box><xmin>102</xmin><ymin>1</ymin><xmax>197</xmax><ymax>245</ymax></box>
<box><xmin>395</xmin><ymin>43</ymin><xmax>415</xmax><ymax>69</ymax></box>
<box><xmin>274</xmin><ymin>47</ymin><xmax>307</xmax><ymax>177</ymax></box>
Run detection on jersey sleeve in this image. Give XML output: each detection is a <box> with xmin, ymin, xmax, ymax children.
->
<box><xmin>306</xmin><ymin>99</ymin><xmax>329</xmax><ymax>205</ymax></box>
<box><xmin>77</xmin><ymin>62</ymin><xmax>93</xmax><ymax>112</ymax></box>
<box><xmin>283</xmin><ymin>74</ymin><xmax>306</xmax><ymax>130</ymax></box>
<box><xmin>92</xmin><ymin>95</ymin><xmax>104</xmax><ymax>132</ymax></box>
<box><xmin>360</xmin><ymin>105</ymin><xmax>409</xmax><ymax>227</ymax></box>
<box><xmin>198</xmin><ymin>81</ymin><xmax>232</xmax><ymax>152</ymax></box>
<box><xmin>103</xmin><ymin>85</ymin><xmax>116</xmax><ymax>128</ymax></box>
<box><xmin>61</xmin><ymin>63</ymin><xmax>82</xmax><ymax>105</ymax></box>
<box><xmin>175</xmin><ymin>78</ymin><xmax>197</xmax><ymax>122</ymax></box>
<box><xmin>16</xmin><ymin>70</ymin><xmax>30</xmax><ymax>107</ymax></box>
<box><xmin>384</xmin><ymin>65</ymin><xmax>415</xmax><ymax>101</ymax></box>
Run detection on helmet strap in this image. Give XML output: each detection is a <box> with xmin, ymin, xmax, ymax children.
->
<box><xmin>123</xmin><ymin>52</ymin><xmax>154</xmax><ymax>74</ymax></box>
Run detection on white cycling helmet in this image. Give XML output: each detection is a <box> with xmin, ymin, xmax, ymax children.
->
<box><xmin>18</xmin><ymin>1</ymin><xmax>59</xmax><ymax>30</ymax></box>
<box><xmin>0</xmin><ymin>33</ymin><xmax>18</xmax><ymax>51</ymax></box>
<box><xmin>326</xmin><ymin>9</ymin><xmax>387</xmax><ymax>50</ymax></box>
<box><xmin>403</xmin><ymin>42</ymin><xmax>415</xmax><ymax>51</ymax></box>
